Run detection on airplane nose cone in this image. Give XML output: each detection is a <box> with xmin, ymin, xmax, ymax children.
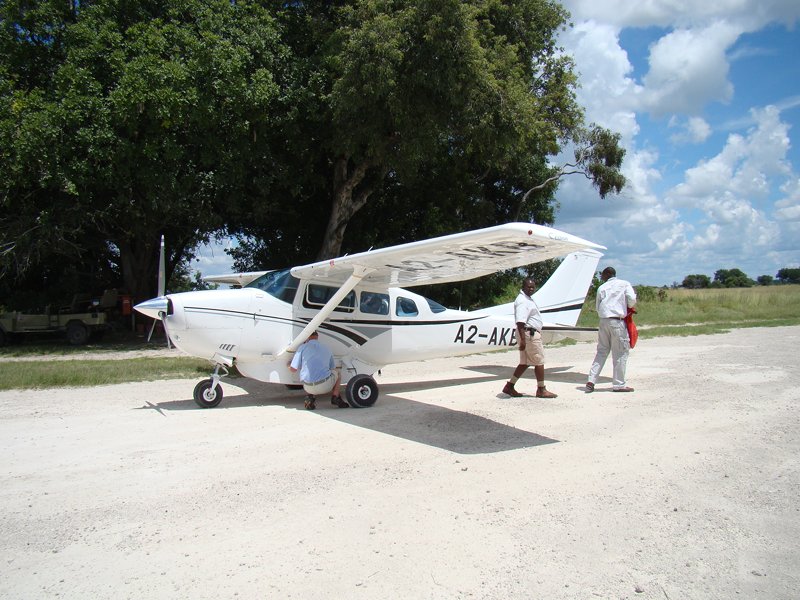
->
<box><xmin>134</xmin><ymin>296</ymin><xmax>169</xmax><ymax>320</ymax></box>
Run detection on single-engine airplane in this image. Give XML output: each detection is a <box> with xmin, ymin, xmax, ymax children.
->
<box><xmin>134</xmin><ymin>223</ymin><xmax>604</xmax><ymax>409</ymax></box>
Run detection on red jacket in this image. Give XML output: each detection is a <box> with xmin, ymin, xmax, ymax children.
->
<box><xmin>625</xmin><ymin>307</ymin><xmax>638</xmax><ymax>348</ymax></box>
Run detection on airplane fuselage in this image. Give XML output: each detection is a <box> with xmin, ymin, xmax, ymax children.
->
<box><xmin>158</xmin><ymin>276</ymin><xmax>526</xmax><ymax>386</ymax></box>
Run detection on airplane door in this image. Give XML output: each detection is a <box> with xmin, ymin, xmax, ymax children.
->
<box><xmin>294</xmin><ymin>282</ymin><xmax>358</xmax><ymax>352</ymax></box>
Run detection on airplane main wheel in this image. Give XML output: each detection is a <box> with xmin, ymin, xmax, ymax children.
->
<box><xmin>345</xmin><ymin>374</ymin><xmax>379</xmax><ymax>408</ymax></box>
<box><xmin>193</xmin><ymin>379</ymin><xmax>224</xmax><ymax>408</ymax></box>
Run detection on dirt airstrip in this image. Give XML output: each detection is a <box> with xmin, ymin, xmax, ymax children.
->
<box><xmin>1</xmin><ymin>326</ymin><xmax>798</xmax><ymax>599</ymax></box>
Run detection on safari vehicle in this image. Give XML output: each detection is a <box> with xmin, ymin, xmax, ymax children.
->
<box><xmin>0</xmin><ymin>289</ymin><xmax>119</xmax><ymax>346</ymax></box>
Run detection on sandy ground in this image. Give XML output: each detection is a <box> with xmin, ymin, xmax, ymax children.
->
<box><xmin>1</xmin><ymin>326</ymin><xmax>798</xmax><ymax>600</ymax></box>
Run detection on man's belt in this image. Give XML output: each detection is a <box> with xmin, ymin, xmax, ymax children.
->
<box><xmin>307</xmin><ymin>374</ymin><xmax>332</xmax><ymax>386</ymax></box>
<box><xmin>604</xmin><ymin>316</ymin><xmax>625</xmax><ymax>320</ymax></box>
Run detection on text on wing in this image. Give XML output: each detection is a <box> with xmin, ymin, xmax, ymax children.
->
<box><xmin>384</xmin><ymin>240</ymin><xmax>545</xmax><ymax>272</ymax></box>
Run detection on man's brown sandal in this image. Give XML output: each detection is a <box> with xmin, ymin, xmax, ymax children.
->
<box><xmin>536</xmin><ymin>387</ymin><xmax>557</xmax><ymax>398</ymax></box>
<box><xmin>502</xmin><ymin>382</ymin><xmax>523</xmax><ymax>397</ymax></box>
<box><xmin>331</xmin><ymin>396</ymin><xmax>349</xmax><ymax>408</ymax></box>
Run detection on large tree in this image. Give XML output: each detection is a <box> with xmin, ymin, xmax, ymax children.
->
<box><xmin>0</xmin><ymin>0</ymin><xmax>286</xmax><ymax>302</ymax></box>
<box><xmin>2</xmin><ymin>0</ymin><xmax>627</xmax><ymax>309</ymax></box>
<box><xmin>231</xmin><ymin>0</ymin><xmax>624</xmax><ymax>269</ymax></box>
<box><xmin>714</xmin><ymin>268</ymin><xmax>754</xmax><ymax>288</ymax></box>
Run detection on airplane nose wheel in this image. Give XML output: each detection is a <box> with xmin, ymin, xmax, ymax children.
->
<box><xmin>193</xmin><ymin>379</ymin><xmax>224</xmax><ymax>408</ymax></box>
<box><xmin>345</xmin><ymin>374</ymin><xmax>379</xmax><ymax>408</ymax></box>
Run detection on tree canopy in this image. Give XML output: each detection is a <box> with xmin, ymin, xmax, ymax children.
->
<box><xmin>1</xmin><ymin>0</ymin><xmax>626</xmax><ymax>310</ymax></box>
<box><xmin>682</xmin><ymin>274</ymin><xmax>711</xmax><ymax>289</ymax></box>
<box><xmin>713</xmin><ymin>268</ymin><xmax>754</xmax><ymax>288</ymax></box>
<box><xmin>776</xmin><ymin>268</ymin><xmax>800</xmax><ymax>284</ymax></box>
<box><xmin>1</xmin><ymin>0</ymin><xmax>287</xmax><ymax>302</ymax></box>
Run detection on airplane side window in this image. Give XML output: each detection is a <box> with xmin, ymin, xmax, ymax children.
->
<box><xmin>360</xmin><ymin>291</ymin><xmax>389</xmax><ymax>315</ymax></box>
<box><xmin>396</xmin><ymin>297</ymin><xmax>419</xmax><ymax>317</ymax></box>
<box><xmin>304</xmin><ymin>284</ymin><xmax>356</xmax><ymax>313</ymax></box>
<box><xmin>425</xmin><ymin>298</ymin><xmax>447</xmax><ymax>314</ymax></box>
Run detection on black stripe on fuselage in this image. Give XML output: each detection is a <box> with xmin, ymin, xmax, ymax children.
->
<box><xmin>183</xmin><ymin>306</ymin><xmax>489</xmax><ymax>348</ymax></box>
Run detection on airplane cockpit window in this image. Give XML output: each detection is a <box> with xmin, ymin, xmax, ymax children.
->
<box><xmin>396</xmin><ymin>296</ymin><xmax>419</xmax><ymax>317</ymax></box>
<box><xmin>248</xmin><ymin>269</ymin><xmax>300</xmax><ymax>304</ymax></box>
<box><xmin>426</xmin><ymin>298</ymin><xmax>447</xmax><ymax>314</ymax></box>
<box><xmin>304</xmin><ymin>284</ymin><xmax>356</xmax><ymax>313</ymax></box>
<box><xmin>360</xmin><ymin>291</ymin><xmax>390</xmax><ymax>315</ymax></box>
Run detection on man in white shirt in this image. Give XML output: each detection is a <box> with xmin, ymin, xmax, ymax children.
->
<box><xmin>502</xmin><ymin>277</ymin><xmax>558</xmax><ymax>398</ymax></box>
<box><xmin>586</xmin><ymin>267</ymin><xmax>637</xmax><ymax>393</ymax></box>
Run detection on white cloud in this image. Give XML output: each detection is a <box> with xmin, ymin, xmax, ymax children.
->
<box><xmin>672</xmin><ymin>106</ymin><xmax>791</xmax><ymax>203</ymax></box>
<box><xmin>775</xmin><ymin>177</ymin><xmax>800</xmax><ymax>222</ymax></box>
<box><xmin>669</xmin><ymin>116</ymin><xmax>712</xmax><ymax>144</ymax></box>
<box><xmin>641</xmin><ymin>23</ymin><xmax>740</xmax><ymax>116</ymax></box>
<box><xmin>193</xmin><ymin>239</ymin><xmax>237</xmax><ymax>277</ymax></box>
<box><xmin>558</xmin><ymin>21</ymin><xmax>641</xmax><ymax>139</ymax></box>
<box><xmin>562</xmin><ymin>0</ymin><xmax>800</xmax><ymax>30</ymax></box>
<box><xmin>662</xmin><ymin>107</ymin><xmax>790</xmax><ymax>265</ymax></box>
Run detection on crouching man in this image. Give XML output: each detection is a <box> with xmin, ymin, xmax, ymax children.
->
<box><xmin>289</xmin><ymin>331</ymin><xmax>349</xmax><ymax>410</ymax></box>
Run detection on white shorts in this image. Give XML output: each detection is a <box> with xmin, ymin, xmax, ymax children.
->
<box><xmin>519</xmin><ymin>330</ymin><xmax>545</xmax><ymax>366</ymax></box>
<box><xmin>303</xmin><ymin>371</ymin><xmax>336</xmax><ymax>395</ymax></box>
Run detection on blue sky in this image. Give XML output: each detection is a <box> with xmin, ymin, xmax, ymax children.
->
<box><xmin>553</xmin><ymin>0</ymin><xmax>800</xmax><ymax>285</ymax></box>
<box><xmin>195</xmin><ymin>0</ymin><xmax>800</xmax><ymax>286</ymax></box>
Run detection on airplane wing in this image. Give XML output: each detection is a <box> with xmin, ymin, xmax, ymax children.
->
<box><xmin>291</xmin><ymin>222</ymin><xmax>605</xmax><ymax>287</ymax></box>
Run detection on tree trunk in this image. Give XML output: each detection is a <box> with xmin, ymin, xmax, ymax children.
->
<box><xmin>118</xmin><ymin>238</ymin><xmax>162</xmax><ymax>303</ymax></box>
<box><xmin>316</xmin><ymin>155</ymin><xmax>380</xmax><ymax>260</ymax></box>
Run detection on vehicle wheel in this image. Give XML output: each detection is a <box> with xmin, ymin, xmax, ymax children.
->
<box><xmin>65</xmin><ymin>321</ymin><xmax>89</xmax><ymax>345</ymax></box>
<box><xmin>193</xmin><ymin>379</ymin><xmax>224</xmax><ymax>408</ymax></box>
<box><xmin>345</xmin><ymin>374</ymin><xmax>379</xmax><ymax>408</ymax></box>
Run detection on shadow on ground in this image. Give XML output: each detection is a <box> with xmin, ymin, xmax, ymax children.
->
<box><xmin>136</xmin><ymin>373</ymin><xmax>559</xmax><ymax>454</ymax></box>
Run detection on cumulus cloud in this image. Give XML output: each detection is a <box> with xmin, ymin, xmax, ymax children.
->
<box><xmin>669</xmin><ymin>116</ymin><xmax>713</xmax><ymax>144</ymax></box>
<box><xmin>663</xmin><ymin>107</ymin><xmax>790</xmax><ymax>265</ymax></box>
<box><xmin>641</xmin><ymin>23</ymin><xmax>740</xmax><ymax>116</ymax></box>
<box><xmin>774</xmin><ymin>178</ymin><xmax>800</xmax><ymax>222</ymax></box>
<box><xmin>558</xmin><ymin>22</ymin><xmax>641</xmax><ymax>139</ymax></box>
<box><xmin>672</xmin><ymin>106</ymin><xmax>791</xmax><ymax>204</ymax></box>
<box><xmin>561</xmin><ymin>0</ymin><xmax>800</xmax><ymax>30</ymax></box>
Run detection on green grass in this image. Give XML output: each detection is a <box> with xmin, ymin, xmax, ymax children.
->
<box><xmin>0</xmin><ymin>333</ymin><xmax>157</xmax><ymax>358</ymax></box>
<box><xmin>577</xmin><ymin>284</ymin><xmax>800</xmax><ymax>337</ymax></box>
<box><xmin>0</xmin><ymin>357</ymin><xmax>211</xmax><ymax>391</ymax></box>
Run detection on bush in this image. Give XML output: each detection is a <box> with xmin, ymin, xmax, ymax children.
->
<box><xmin>634</xmin><ymin>285</ymin><xmax>659</xmax><ymax>302</ymax></box>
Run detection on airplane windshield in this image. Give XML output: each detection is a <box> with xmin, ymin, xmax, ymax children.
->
<box><xmin>246</xmin><ymin>269</ymin><xmax>299</xmax><ymax>303</ymax></box>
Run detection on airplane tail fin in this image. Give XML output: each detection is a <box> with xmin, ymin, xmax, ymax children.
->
<box><xmin>534</xmin><ymin>249</ymin><xmax>602</xmax><ymax>326</ymax></box>
<box><xmin>475</xmin><ymin>249</ymin><xmax>602</xmax><ymax>327</ymax></box>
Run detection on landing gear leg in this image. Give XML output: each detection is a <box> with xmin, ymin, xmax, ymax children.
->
<box><xmin>193</xmin><ymin>364</ymin><xmax>228</xmax><ymax>408</ymax></box>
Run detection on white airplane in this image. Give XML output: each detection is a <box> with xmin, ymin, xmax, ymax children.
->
<box><xmin>135</xmin><ymin>223</ymin><xmax>604</xmax><ymax>409</ymax></box>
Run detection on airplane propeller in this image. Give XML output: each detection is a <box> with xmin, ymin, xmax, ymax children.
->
<box><xmin>146</xmin><ymin>235</ymin><xmax>170</xmax><ymax>347</ymax></box>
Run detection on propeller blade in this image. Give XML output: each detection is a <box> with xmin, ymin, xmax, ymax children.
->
<box><xmin>147</xmin><ymin>317</ymin><xmax>157</xmax><ymax>342</ymax></box>
<box><xmin>157</xmin><ymin>234</ymin><xmax>166</xmax><ymax>298</ymax></box>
